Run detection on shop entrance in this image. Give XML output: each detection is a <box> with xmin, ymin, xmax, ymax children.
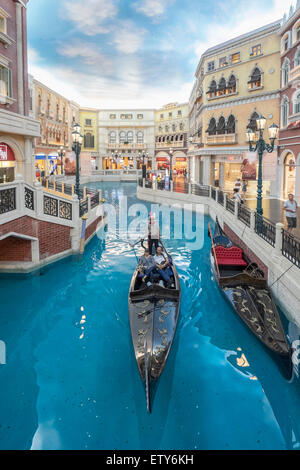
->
<box><xmin>0</xmin><ymin>144</ymin><xmax>15</xmax><ymax>183</ymax></box>
<box><xmin>284</xmin><ymin>153</ymin><xmax>296</xmax><ymax>197</ymax></box>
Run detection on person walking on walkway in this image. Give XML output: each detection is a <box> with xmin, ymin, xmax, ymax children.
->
<box><xmin>284</xmin><ymin>193</ymin><xmax>297</xmax><ymax>234</ymax></box>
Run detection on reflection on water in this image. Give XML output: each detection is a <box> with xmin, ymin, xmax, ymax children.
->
<box><xmin>0</xmin><ymin>181</ymin><xmax>299</xmax><ymax>450</ymax></box>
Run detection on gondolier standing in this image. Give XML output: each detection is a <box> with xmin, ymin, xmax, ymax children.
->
<box><xmin>148</xmin><ymin>214</ymin><xmax>160</xmax><ymax>255</ymax></box>
<box><xmin>284</xmin><ymin>193</ymin><xmax>297</xmax><ymax>234</ymax></box>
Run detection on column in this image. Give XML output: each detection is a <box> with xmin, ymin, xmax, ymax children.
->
<box><xmin>275</xmin><ymin>223</ymin><xmax>284</xmax><ymax>255</ymax></box>
<box><xmin>24</xmin><ymin>138</ymin><xmax>34</xmax><ymax>184</ymax></box>
<box><xmin>16</xmin><ymin>2</ymin><xmax>24</xmax><ymax>115</ymax></box>
<box><xmin>203</xmin><ymin>156</ymin><xmax>212</xmax><ymax>186</ymax></box>
<box><xmin>219</xmin><ymin>163</ymin><xmax>225</xmax><ymax>189</ymax></box>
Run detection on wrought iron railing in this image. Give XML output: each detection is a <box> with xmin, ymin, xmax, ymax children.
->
<box><xmin>0</xmin><ymin>187</ymin><xmax>16</xmax><ymax>214</ymax></box>
<box><xmin>226</xmin><ymin>197</ymin><xmax>235</xmax><ymax>214</ymax></box>
<box><xmin>24</xmin><ymin>187</ymin><xmax>34</xmax><ymax>211</ymax></box>
<box><xmin>238</xmin><ymin>203</ymin><xmax>251</xmax><ymax>227</ymax></box>
<box><xmin>217</xmin><ymin>190</ymin><xmax>224</xmax><ymax>206</ymax></box>
<box><xmin>282</xmin><ymin>230</ymin><xmax>300</xmax><ymax>268</ymax></box>
<box><xmin>191</xmin><ymin>184</ymin><xmax>210</xmax><ymax>197</ymax></box>
<box><xmin>255</xmin><ymin>214</ymin><xmax>276</xmax><ymax>247</ymax></box>
<box><xmin>79</xmin><ymin>198</ymin><xmax>89</xmax><ymax>217</ymax></box>
<box><xmin>211</xmin><ymin>188</ymin><xmax>216</xmax><ymax>200</ymax></box>
<box><xmin>91</xmin><ymin>193</ymin><xmax>100</xmax><ymax>209</ymax></box>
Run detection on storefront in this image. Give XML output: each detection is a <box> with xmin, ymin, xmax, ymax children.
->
<box><xmin>174</xmin><ymin>157</ymin><xmax>187</xmax><ymax>175</ymax></box>
<box><xmin>212</xmin><ymin>153</ymin><xmax>273</xmax><ymax>196</ymax></box>
<box><xmin>0</xmin><ymin>144</ymin><xmax>16</xmax><ymax>183</ymax></box>
<box><xmin>35</xmin><ymin>153</ymin><xmax>60</xmax><ymax>178</ymax></box>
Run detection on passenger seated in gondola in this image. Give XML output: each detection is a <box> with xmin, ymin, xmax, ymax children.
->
<box><xmin>154</xmin><ymin>246</ymin><xmax>174</xmax><ymax>288</ymax></box>
<box><xmin>138</xmin><ymin>248</ymin><xmax>156</xmax><ymax>285</ymax></box>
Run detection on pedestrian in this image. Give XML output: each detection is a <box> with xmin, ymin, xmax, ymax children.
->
<box><xmin>284</xmin><ymin>193</ymin><xmax>297</xmax><ymax>234</ymax></box>
<box><xmin>233</xmin><ymin>188</ymin><xmax>243</xmax><ymax>204</ymax></box>
<box><xmin>242</xmin><ymin>180</ymin><xmax>248</xmax><ymax>195</ymax></box>
<box><xmin>234</xmin><ymin>178</ymin><xmax>241</xmax><ymax>192</ymax></box>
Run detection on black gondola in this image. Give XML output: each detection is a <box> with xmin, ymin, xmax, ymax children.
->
<box><xmin>208</xmin><ymin>218</ymin><xmax>293</xmax><ymax>379</ymax></box>
<box><xmin>128</xmin><ymin>241</ymin><xmax>181</xmax><ymax>413</ymax></box>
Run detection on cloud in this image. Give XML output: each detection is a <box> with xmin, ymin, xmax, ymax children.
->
<box><xmin>57</xmin><ymin>41</ymin><xmax>113</xmax><ymax>72</ymax></box>
<box><xmin>63</xmin><ymin>0</ymin><xmax>119</xmax><ymax>35</ymax></box>
<box><xmin>112</xmin><ymin>22</ymin><xmax>147</xmax><ymax>54</ymax></box>
<box><xmin>132</xmin><ymin>0</ymin><xmax>175</xmax><ymax>21</ymax></box>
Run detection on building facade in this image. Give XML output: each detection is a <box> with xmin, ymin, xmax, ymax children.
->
<box><xmin>98</xmin><ymin>110</ymin><xmax>155</xmax><ymax>170</ymax></box>
<box><xmin>189</xmin><ymin>21</ymin><xmax>281</xmax><ymax>197</ymax></box>
<box><xmin>0</xmin><ymin>0</ymin><xmax>39</xmax><ymax>185</ymax></box>
<box><xmin>79</xmin><ymin>108</ymin><xmax>99</xmax><ymax>175</ymax></box>
<box><xmin>30</xmin><ymin>78</ymin><xmax>80</xmax><ymax>178</ymax></box>
<box><xmin>278</xmin><ymin>2</ymin><xmax>300</xmax><ymax>203</ymax></box>
<box><xmin>155</xmin><ymin>102</ymin><xmax>189</xmax><ymax>175</ymax></box>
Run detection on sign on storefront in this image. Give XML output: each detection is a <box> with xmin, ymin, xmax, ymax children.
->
<box><xmin>242</xmin><ymin>152</ymin><xmax>257</xmax><ymax>181</ymax></box>
<box><xmin>0</xmin><ymin>144</ymin><xmax>8</xmax><ymax>161</ymax></box>
<box><xmin>262</xmin><ymin>151</ymin><xmax>277</xmax><ymax>181</ymax></box>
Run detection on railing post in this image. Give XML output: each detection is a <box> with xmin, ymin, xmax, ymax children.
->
<box><xmin>209</xmin><ymin>185</ymin><xmax>212</xmax><ymax>199</ymax></box>
<box><xmin>143</xmin><ymin>178</ymin><xmax>145</xmax><ymax>188</ymax></box>
<box><xmin>53</xmin><ymin>181</ymin><xmax>56</xmax><ymax>192</ymax></box>
<box><xmin>250</xmin><ymin>209</ymin><xmax>256</xmax><ymax>231</ymax></box>
<box><xmin>234</xmin><ymin>199</ymin><xmax>239</xmax><ymax>219</ymax></box>
<box><xmin>83</xmin><ymin>187</ymin><xmax>87</xmax><ymax>199</ymax></box>
<box><xmin>223</xmin><ymin>193</ymin><xmax>227</xmax><ymax>210</ymax></box>
<box><xmin>87</xmin><ymin>195</ymin><xmax>91</xmax><ymax>215</ymax></box>
<box><xmin>215</xmin><ymin>188</ymin><xmax>218</xmax><ymax>204</ymax></box>
<box><xmin>275</xmin><ymin>223</ymin><xmax>284</xmax><ymax>255</ymax></box>
<box><xmin>98</xmin><ymin>189</ymin><xmax>102</xmax><ymax>203</ymax></box>
<box><xmin>62</xmin><ymin>182</ymin><xmax>65</xmax><ymax>195</ymax></box>
<box><xmin>72</xmin><ymin>184</ymin><xmax>75</xmax><ymax>197</ymax></box>
<box><xmin>188</xmin><ymin>182</ymin><xmax>192</xmax><ymax>194</ymax></box>
<box><xmin>170</xmin><ymin>180</ymin><xmax>174</xmax><ymax>192</ymax></box>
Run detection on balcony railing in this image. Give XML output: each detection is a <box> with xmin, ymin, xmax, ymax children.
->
<box><xmin>206</xmin><ymin>133</ymin><xmax>236</xmax><ymax>145</ymax></box>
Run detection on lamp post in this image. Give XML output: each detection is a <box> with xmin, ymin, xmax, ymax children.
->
<box><xmin>58</xmin><ymin>146</ymin><xmax>65</xmax><ymax>175</ymax></box>
<box><xmin>246</xmin><ymin>115</ymin><xmax>279</xmax><ymax>216</ymax></box>
<box><xmin>72</xmin><ymin>122</ymin><xmax>83</xmax><ymax>199</ymax></box>
<box><xmin>169</xmin><ymin>148</ymin><xmax>173</xmax><ymax>182</ymax></box>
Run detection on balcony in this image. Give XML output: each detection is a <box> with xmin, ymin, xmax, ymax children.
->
<box><xmin>206</xmin><ymin>134</ymin><xmax>237</xmax><ymax>145</ymax></box>
<box><xmin>289</xmin><ymin>64</ymin><xmax>300</xmax><ymax>82</ymax></box>
<box><xmin>156</xmin><ymin>141</ymin><xmax>185</xmax><ymax>149</ymax></box>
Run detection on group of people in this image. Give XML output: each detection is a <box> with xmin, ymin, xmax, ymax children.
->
<box><xmin>233</xmin><ymin>178</ymin><xmax>247</xmax><ymax>204</ymax></box>
<box><xmin>137</xmin><ymin>215</ymin><xmax>174</xmax><ymax>288</ymax></box>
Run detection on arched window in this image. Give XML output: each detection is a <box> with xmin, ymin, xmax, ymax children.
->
<box><xmin>247</xmin><ymin>112</ymin><xmax>259</xmax><ymax>132</ymax></box>
<box><xmin>84</xmin><ymin>132</ymin><xmax>94</xmax><ymax>148</ymax></box>
<box><xmin>137</xmin><ymin>131</ymin><xmax>144</xmax><ymax>144</ymax></box>
<box><xmin>110</xmin><ymin>131</ymin><xmax>116</xmax><ymax>143</ymax></box>
<box><xmin>207</xmin><ymin>80</ymin><xmax>217</xmax><ymax>98</ymax></box>
<box><xmin>295</xmin><ymin>48</ymin><xmax>300</xmax><ymax>67</ymax></box>
<box><xmin>179</xmin><ymin>122</ymin><xmax>184</xmax><ymax>131</ymax></box>
<box><xmin>282</xmin><ymin>58</ymin><xmax>290</xmax><ymax>87</ymax></box>
<box><xmin>226</xmin><ymin>115</ymin><xmax>236</xmax><ymax>134</ymax></box>
<box><xmin>281</xmin><ymin>97</ymin><xmax>289</xmax><ymax>128</ymax></box>
<box><xmin>172</xmin><ymin>124</ymin><xmax>176</xmax><ymax>132</ymax></box>
<box><xmin>165</xmin><ymin>125</ymin><xmax>169</xmax><ymax>133</ymax></box>
<box><xmin>227</xmin><ymin>75</ymin><xmax>237</xmax><ymax>94</ymax></box>
<box><xmin>294</xmin><ymin>91</ymin><xmax>300</xmax><ymax>114</ymax></box>
<box><xmin>119</xmin><ymin>131</ymin><xmax>126</xmax><ymax>143</ymax></box>
<box><xmin>180</xmin><ymin>134</ymin><xmax>184</xmax><ymax>141</ymax></box>
<box><xmin>218</xmin><ymin>77</ymin><xmax>226</xmax><ymax>96</ymax></box>
<box><xmin>248</xmin><ymin>67</ymin><xmax>262</xmax><ymax>89</ymax></box>
<box><xmin>127</xmin><ymin>131</ymin><xmax>133</xmax><ymax>143</ymax></box>
<box><xmin>206</xmin><ymin>118</ymin><xmax>216</xmax><ymax>135</ymax></box>
<box><xmin>216</xmin><ymin>116</ymin><xmax>226</xmax><ymax>135</ymax></box>
<box><xmin>296</xmin><ymin>25</ymin><xmax>300</xmax><ymax>42</ymax></box>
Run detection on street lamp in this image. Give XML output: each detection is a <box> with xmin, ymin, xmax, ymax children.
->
<box><xmin>58</xmin><ymin>146</ymin><xmax>65</xmax><ymax>175</ymax></box>
<box><xmin>246</xmin><ymin>114</ymin><xmax>279</xmax><ymax>216</ymax></box>
<box><xmin>169</xmin><ymin>148</ymin><xmax>173</xmax><ymax>182</ymax></box>
<box><xmin>72</xmin><ymin>122</ymin><xmax>82</xmax><ymax>198</ymax></box>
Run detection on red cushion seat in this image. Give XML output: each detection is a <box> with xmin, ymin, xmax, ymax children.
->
<box><xmin>215</xmin><ymin>245</ymin><xmax>248</xmax><ymax>267</ymax></box>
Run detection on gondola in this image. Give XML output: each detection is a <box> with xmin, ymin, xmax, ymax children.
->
<box><xmin>128</xmin><ymin>240</ymin><xmax>181</xmax><ymax>413</ymax></box>
<box><xmin>208</xmin><ymin>218</ymin><xmax>293</xmax><ymax>379</ymax></box>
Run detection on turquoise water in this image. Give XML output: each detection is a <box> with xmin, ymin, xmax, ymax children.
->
<box><xmin>0</xmin><ymin>181</ymin><xmax>300</xmax><ymax>450</ymax></box>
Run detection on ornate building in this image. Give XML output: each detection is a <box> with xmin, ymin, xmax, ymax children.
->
<box><xmin>79</xmin><ymin>108</ymin><xmax>99</xmax><ymax>174</ymax></box>
<box><xmin>98</xmin><ymin>109</ymin><xmax>155</xmax><ymax>170</ymax></box>
<box><xmin>155</xmin><ymin>102</ymin><xmax>189</xmax><ymax>174</ymax></box>
<box><xmin>31</xmin><ymin>78</ymin><xmax>80</xmax><ymax>177</ymax></box>
<box><xmin>189</xmin><ymin>20</ymin><xmax>281</xmax><ymax>197</ymax></box>
<box><xmin>0</xmin><ymin>0</ymin><xmax>39</xmax><ymax>184</ymax></box>
<box><xmin>278</xmin><ymin>2</ymin><xmax>300</xmax><ymax>203</ymax></box>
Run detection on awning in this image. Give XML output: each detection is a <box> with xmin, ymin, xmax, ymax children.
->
<box><xmin>287</xmin><ymin>120</ymin><xmax>300</xmax><ymax>130</ymax></box>
<box><xmin>35</xmin><ymin>154</ymin><xmax>47</xmax><ymax>160</ymax></box>
<box><xmin>0</xmin><ymin>144</ymin><xmax>15</xmax><ymax>161</ymax></box>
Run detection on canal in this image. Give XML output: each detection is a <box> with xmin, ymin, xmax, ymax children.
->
<box><xmin>0</xmin><ymin>181</ymin><xmax>300</xmax><ymax>450</ymax></box>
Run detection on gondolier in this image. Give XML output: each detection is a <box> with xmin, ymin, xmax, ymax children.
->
<box><xmin>148</xmin><ymin>214</ymin><xmax>160</xmax><ymax>255</ymax></box>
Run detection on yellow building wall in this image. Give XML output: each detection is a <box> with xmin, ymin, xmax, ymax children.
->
<box><xmin>79</xmin><ymin>110</ymin><xmax>98</xmax><ymax>153</ymax></box>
